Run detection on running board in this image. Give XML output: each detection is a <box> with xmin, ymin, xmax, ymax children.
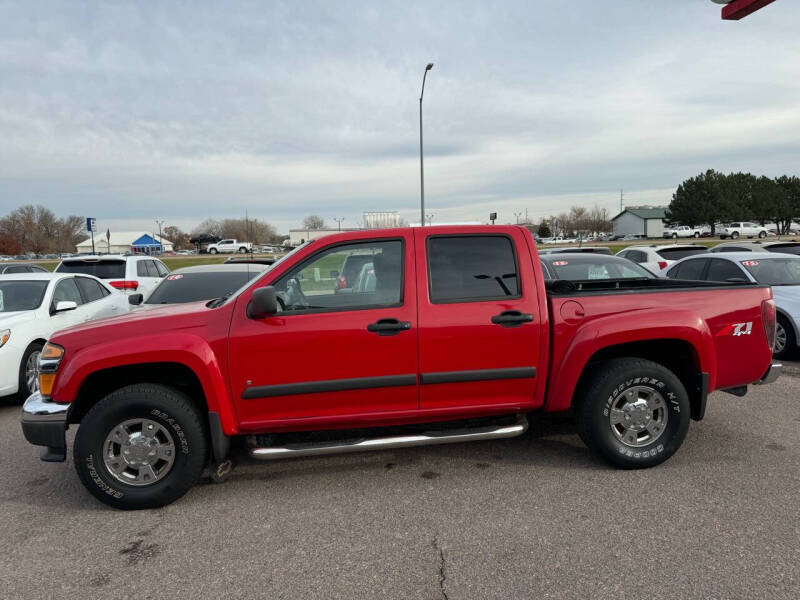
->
<box><xmin>248</xmin><ymin>415</ymin><xmax>528</xmax><ymax>460</ymax></box>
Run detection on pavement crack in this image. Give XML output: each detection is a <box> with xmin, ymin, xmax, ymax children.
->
<box><xmin>432</xmin><ymin>535</ymin><xmax>448</xmax><ymax>600</ymax></box>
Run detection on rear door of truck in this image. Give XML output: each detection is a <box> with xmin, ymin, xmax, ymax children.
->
<box><xmin>414</xmin><ymin>226</ymin><xmax>544</xmax><ymax>410</ymax></box>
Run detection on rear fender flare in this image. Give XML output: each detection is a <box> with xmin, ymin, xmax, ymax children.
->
<box><xmin>547</xmin><ymin>310</ymin><xmax>715</xmax><ymax>412</ymax></box>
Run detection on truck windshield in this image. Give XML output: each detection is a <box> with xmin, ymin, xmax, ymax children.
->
<box><xmin>741</xmin><ymin>257</ymin><xmax>800</xmax><ymax>286</ymax></box>
<box><xmin>0</xmin><ymin>280</ymin><xmax>49</xmax><ymax>312</ymax></box>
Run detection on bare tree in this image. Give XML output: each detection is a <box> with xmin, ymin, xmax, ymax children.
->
<box><xmin>302</xmin><ymin>215</ymin><xmax>326</xmax><ymax>230</ymax></box>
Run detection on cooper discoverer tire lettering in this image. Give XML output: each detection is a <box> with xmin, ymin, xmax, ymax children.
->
<box><xmin>574</xmin><ymin>358</ymin><xmax>690</xmax><ymax>469</ymax></box>
<box><xmin>74</xmin><ymin>384</ymin><xmax>208</xmax><ymax>510</ymax></box>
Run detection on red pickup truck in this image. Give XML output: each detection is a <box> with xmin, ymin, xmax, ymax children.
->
<box><xmin>21</xmin><ymin>226</ymin><xmax>781</xmax><ymax>509</ymax></box>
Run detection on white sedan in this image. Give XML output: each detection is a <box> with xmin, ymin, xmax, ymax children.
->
<box><xmin>0</xmin><ymin>273</ymin><xmax>128</xmax><ymax>399</ymax></box>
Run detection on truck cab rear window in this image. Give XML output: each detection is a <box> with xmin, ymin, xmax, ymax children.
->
<box><xmin>427</xmin><ymin>236</ymin><xmax>519</xmax><ymax>302</ymax></box>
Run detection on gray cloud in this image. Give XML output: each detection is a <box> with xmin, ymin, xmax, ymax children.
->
<box><xmin>1</xmin><ymin>0</ymin><xmax>799</xmax><ymax>233</ymax></box>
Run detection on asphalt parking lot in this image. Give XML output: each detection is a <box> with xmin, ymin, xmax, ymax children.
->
<box><xmin>1</xmin><ymin>376</ymin><xmax>799</xmax><ymax>600</ymax></box>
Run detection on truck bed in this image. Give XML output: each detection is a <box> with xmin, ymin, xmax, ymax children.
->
<box><xmin>544</xmin><ymin>279</ymin><xmax>774</xmax><ymax>412</ymax></box>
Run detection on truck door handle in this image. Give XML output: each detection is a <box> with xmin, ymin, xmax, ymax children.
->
<box><xmin>491</xmin><ymin>310</ymin><xmax>534</xmax><ymax>327</ymax></box>
<box><xmin>367</xmin><ymin>318</ymin><xmax>411</xmax><ymax>336</ymax></box>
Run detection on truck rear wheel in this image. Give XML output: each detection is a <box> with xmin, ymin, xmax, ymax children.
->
<box><xmin>575</xmin><ymin>358</ymin><xmax>690</xmax><ymax>469</ymax></box>
<box><xmin>74</xmin><ymin>384</ymin><xmax>208</xmax><ymax>510</ymax></box>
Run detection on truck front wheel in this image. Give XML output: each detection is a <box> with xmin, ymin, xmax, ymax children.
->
<box><xmin>575</xmin><ymin>358</ymin><xmax>690</xmax><ymax>469</ymax></box>
<box><xmin>209</xmin><ymin>248</ymin><xmax>218</xmax><ymax>254</ymax></box>
<box><xmin>74</xmin><ymin>384</ymin><xmax>208</xmax><ymax>510</ymax></box>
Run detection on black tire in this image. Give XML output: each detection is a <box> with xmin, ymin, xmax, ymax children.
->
<box><xmin>693</xmin><ymin>232</ymin><xmax>700</xmax><ymax>238</ymax></box>
<box><xmin>238</xmin><ymin>247</ymin><xmax>247</xmax><ymax>253</ymax></box>
<box><xmin>209</xmin><ymin>248</ymin><xmax>218</xmax><ymax>254</ymax></box>
<box><xmin>574</xmin><ymin>358</ymin><xmax>690</xmax><ymax>469</ymax></box>
<box><xmin>17</xmin><ymin>342</ymin><xmax>44</xmax><ymax>401</ymax></box>
<box><xmin>731</xmin><ymin>231</ymin><xmax>740</xmax><ymax>239</ymax></box>
<box><xmin>672</xmin><ymin>233</ymin><xmax>678</xmax><ymax>239</ymax></box>
<box><xmin>758</xmin><ymin>230</ymin><xmax>767</xmax><ymax>238</ymax></box>
<box><xmin>74</xmin><ymin>384</ymin><xmax>208</xmax><ymax>510</ymax></box>
<box><xmin>773</xmin><ymin>315</ymin><xmax>796</xmax><ymax>360</ymax></box>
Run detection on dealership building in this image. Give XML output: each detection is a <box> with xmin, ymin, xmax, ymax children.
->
<box><xmin>75</xmin><ymin>231</ymin><xmax>174</xmax><ymax>255</ymax></box>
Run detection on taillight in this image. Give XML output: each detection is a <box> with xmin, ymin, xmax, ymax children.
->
<box><xmin>658</xmin><ymin>261</ymin><xmax>668</xmax><ymax>270</ymax></box>
<box><xmin>762</xmin><ymin>299</ymin><xmax>776</xmax><ymax>350</ymax></box>
<box><xmin>337</xmin><ymin>275</ymin><xmax>347</xmax><ymax>289</ymax></box>
<box><xmin>109</xmin><ymin>280</ymin><xmax>139</xmax><ymax>290</ymax></box>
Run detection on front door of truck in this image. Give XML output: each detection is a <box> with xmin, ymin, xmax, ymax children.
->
<box><xmin>415</xmin><ymin>228</ymin><xmax>543</xmax><ymax>410</ymax></box>
<box><xmin>228</xmin><ymin>233</ymin><xmax>418</xmax><ymax>428</ymax></box>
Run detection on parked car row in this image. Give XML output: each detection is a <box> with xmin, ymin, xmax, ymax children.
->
<box><xmin>1</xmin><ymin>256</ymin><xmax>273</xmax><ymax>403</ymax></box>
<box><xmin>16</xmin><ymin>226</ymin><xmax>779</xmax><ymax>511</ymax></box>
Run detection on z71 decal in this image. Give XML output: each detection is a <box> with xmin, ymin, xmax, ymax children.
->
<box><xmin>716</xmin><ymin>322</ymin><xmax>753</xmax><ymax>337</ymax></box>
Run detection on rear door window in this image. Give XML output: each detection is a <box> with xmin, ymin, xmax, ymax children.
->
<box><xmin>75</xmin><ymin>277</ymin><xmax>107</xmax><ymax>302</ymax></box>
<box><xmin>56</xmin><ymin>259</ymin><xmax>126</xmax><ymax>279</ymax></box>
<box><xmin>672</xmin><ymin>258</ymin><xmax>709</xmax><ymax>280</ymax></box>
<box><xmin>766</xmin><ymin>244</ymin><xmax>800</xmax><ymax>256</ymax></box>
<box><xmin>145</xmin><ymin>261</ymin><xmax>160</xmax><ymax>278</ymax></box>
<box><xmin>707</xmin><ymin>259</ymin><xmax>748</xmax><ymax>282</ymax></box>
<box><xmin>137</xmin><ymin>261</ymin><xmax>149</xmax><ymax>277</ymax></box>
<box><xmin>427</xmin><ymin>236</ymin><xmax>519</xmax><ymax>303</ymax></box>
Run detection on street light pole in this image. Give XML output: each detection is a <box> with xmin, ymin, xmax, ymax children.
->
<box><xmin>333</xmin><ymin>217</ymin><xmax>345</xmax><ymax>232</ymax></box>
<box><xmin>155</xmin><ymin>219</ymin><xmax>164</xmax><ymax>255</ymax></box>
<box><xmin>419</xmin><ymin>62</ymin><xmax>433</xmax><ymax>226</ymax></box>
<box><xmin>514</xmin><ymin>212</ymin><xmax>522</xmax><ymax>224</ymax></box>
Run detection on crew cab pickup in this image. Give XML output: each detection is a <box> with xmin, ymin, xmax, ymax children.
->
<box><xmin>21</xmin><ymin>226</ymin><xmax>781</xmax><ymax>509</ymax></box>
<box><xmin>206</xmin><ymin>239</ymin><xmax>252</xmax><ymax>254</ymax></box>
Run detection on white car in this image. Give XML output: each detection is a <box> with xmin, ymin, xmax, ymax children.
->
<box><xmin>616</xmin><ymin>244</ymin><xmax>708</xmax><ymax>276</ymax></box>
<box><xmin>0</xmin><ymin>273</ymin><xmax>128</xmax><ymax>399</ymax></box>
<box><xmin>664</xmin><ymin>251</ymin><xmax>800</xmax><ymax>359</ymax></box>
<box><xmin>719</xmin><ymin>222</ymin><xmax>769</xmax><ymax>240</ymax></box>
<box><xmin>663</xmin><ymin>225</ymin><xmax>702</xmax><ymax>239</ymax></box>
<box><xmin>55</xmin><ymin>255</ymin><xmax>169</xmax><ymax>296</ymax></box>
<box><xmin>207</xmin><ymin>239</ymin><xmax>252</xmax><ymax>254</ymax></box>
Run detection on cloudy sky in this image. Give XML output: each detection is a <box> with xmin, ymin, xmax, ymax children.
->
<box><xmin>1</xmin><ymin>1</ymin><xmax>799</xmax><ymax>234</ymax></box>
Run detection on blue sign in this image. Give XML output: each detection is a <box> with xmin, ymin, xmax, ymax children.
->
<box><xmin>86</xmin><ymin>218</ymin><xmax>97</xmax><ymax>233</ymax></box>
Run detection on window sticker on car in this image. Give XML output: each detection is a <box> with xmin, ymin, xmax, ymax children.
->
<box><xmin>741</xmin><ymin>260</ymin><xmax>759</xmax><ymax>266</ymax></box>
<box><xmin>167</xmin><ymin>274</ymin><xmax>183</xmax><ymax>281</ymax></box>
<box><xmin>552</xmin><ymin>260</ymin><xmax>568</xmax><ymax>266</ymax></box>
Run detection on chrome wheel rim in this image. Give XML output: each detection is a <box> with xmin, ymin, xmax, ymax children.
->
<box><xmin>103</xmin><ymin>419</ymin><xmax>176</xmax><ymax>486</ymax></box>
<box><xmin>609</xmin><ymin>385</ymin><xmax>668</xmax><ymax>448</ymax></box>
<box><xmin>775</xmin><ymin>323</ymin><xmax>787</xmax><ymax>354</ymax></box>
<box><xmin>25</xmin><ymin>351</ymin><xmax>40</xmax><ymax>393</ymax></box>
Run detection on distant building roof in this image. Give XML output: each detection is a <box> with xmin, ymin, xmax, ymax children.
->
<box><xmin>76</xmin><ymin>231</ymin><xmax>174</xmax><ymax>249</ymax></box>
<box><xmin>611</xmin><ymin>207</ymin><xmax>667</xmax><ymax>221</ymax></box>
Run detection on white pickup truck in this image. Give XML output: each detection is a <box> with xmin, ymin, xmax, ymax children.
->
<box><xmin>663</xmin><ymin>225</ymin><xmax>702</xmax><ymax>239</ymax></box>
<box><xmin>206</xmin><ymin>239</ymin><xmax>253</xmax><ymax>254</ymax></box>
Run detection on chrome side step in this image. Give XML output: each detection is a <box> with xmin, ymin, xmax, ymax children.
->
<box><xmin>248</xmin><ymin>415</ymin><xmax>528</xmax><ymax>461</ymax></box>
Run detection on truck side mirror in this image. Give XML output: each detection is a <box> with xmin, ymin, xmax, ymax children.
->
<box><xmin>129</xmin><ymin>293</ymin><xmax>144</xmax><ymax>305</ymax></box>
<box><xmin>247</xmin><ymin>286</ymin><xmax>278</xmax><ymax>319</ymax></box>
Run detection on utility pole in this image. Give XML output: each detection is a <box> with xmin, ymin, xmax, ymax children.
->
<box><xmin>419</xmin><ymin>63</ymin><xmax>434</xmax><ymax>226</ymax></box>
<box><xmin>155</xmin><ymin>220</ymin><xmax>165</xmax><ymax>255</ymax></box>
<box><xmin>525</xmin><ymin>208</ymin><xmax>529</xmax><ymax>224</ymax></box>
<box><xmin>333</xmin><ymin>217</ymin><xmax>345</xmax><ymax>231</ymax></box>
<box><xmin>620</xmin><ymin>189</ymin><xmax>624</xmax><ymax>213</ymax></box>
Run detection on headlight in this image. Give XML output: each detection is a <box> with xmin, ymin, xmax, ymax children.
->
<box><xmin>39</xmin><ymin>342</ymin><xmax>65</xmax><ymax>398</ymax></box>
<box><xmin>0</xmin><ymin>329</ymin><xmax>9</xmax><ymax>348</ymax></box>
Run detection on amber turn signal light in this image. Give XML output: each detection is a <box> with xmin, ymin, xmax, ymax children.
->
<box><xmin>39</xmin><ymin>373</ymin><xmax>57</xmax><ymax>397</ymax></box>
